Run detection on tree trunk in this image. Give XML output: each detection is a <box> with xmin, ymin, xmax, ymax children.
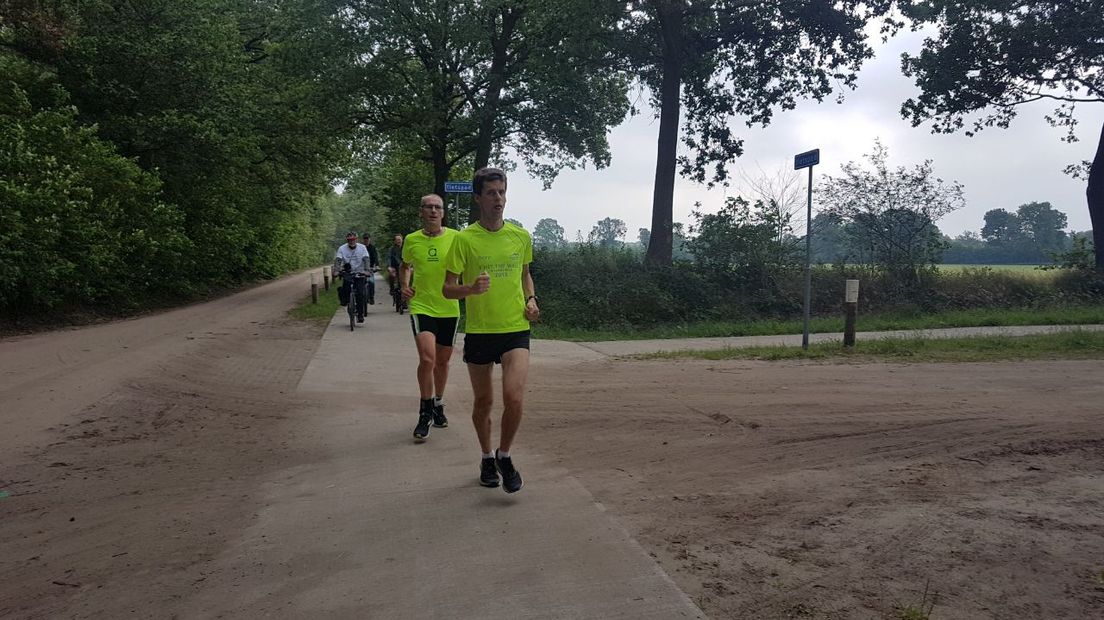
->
<box><xmin>431</xmin><ymin>144</ymin><xmax>450</xmax><ymax>227</ymax></box>
<box><xmin>471</xmin><ymin>6</ymin><xmax>524</xmax><ymax>223</ymax></box>
<box><xmin>1087</xmin><ymin>120</ymin><xmax>1104</xmax><ymax>270</ymax></box>
<box><xmin>644</xmin><ymin>0</ymin><xmax>684</xmax><ymax>266</ymax></box>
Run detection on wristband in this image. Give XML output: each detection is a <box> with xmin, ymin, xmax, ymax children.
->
<box><xmin>526</xmin><ymin>295</ymin><xmax>538</xmax><ymax>303</ymax></box>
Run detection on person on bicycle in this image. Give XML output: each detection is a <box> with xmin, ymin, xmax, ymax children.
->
<box><xmin>334</xmin><ymin>231</ymin><xmax>371</xmax><ymax>323</ymax></box>
<box><xmin>387</xmin><ymin>234</ymin><xmax>406</xmax><ymax>310</ymax></box>
<box><xmin>363</xmin><ymin>234</ymin><xmax>380</xmax><ymax>305</ymax></box>
<box><xmin>401</xmin><ymin>194</ymin><xmax>459</xmax><ymax>442</ymax></box>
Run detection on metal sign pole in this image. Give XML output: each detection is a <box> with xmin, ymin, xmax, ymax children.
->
<box><xmin>793</xmin><ymin>148</ymin><xmax>820</xmax><ymax>351</ymax></box>
<box><xmin>802</xmin><ymin>164</ymin><xmax>813</xmax><ymax>350</ymax></box>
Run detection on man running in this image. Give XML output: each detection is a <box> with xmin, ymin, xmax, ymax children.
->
<box><xmin>443</xmin><ymin>168</ymin><xmax>540</xmax><ymax>493</ymax></box>
<box><xmin>401</xmin><ymin>194</ymin><xmax>459</xmax><ymax>442</ymax></box>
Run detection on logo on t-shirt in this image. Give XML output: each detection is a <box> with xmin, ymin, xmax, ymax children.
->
<box><xmin>428</xmin><ymin>246</ymin><xmax>439</xmax><ymax>262</ymax></box>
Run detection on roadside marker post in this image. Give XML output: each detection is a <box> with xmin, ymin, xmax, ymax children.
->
<box><xmin>794</xmin><ymin>148</ymin><xmax>820</xmax><ymax>350</ymax></box>
<box><xmin>323</xmin><ymin>266</ymin><xmax>331</xmax><ymax>291</ymax></box>
<box><xmin>844</xmin><ymin>279</ymin><xmax>859</xmax><ymax>347</ymax></box>
<box><xmin>311</xmin><ymin>272</ymin><xmax>319</xmax><ymax>304</ymax></box>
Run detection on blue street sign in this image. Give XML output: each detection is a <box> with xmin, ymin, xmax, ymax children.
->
<box><xmin>794</xmin><ymin>149</ymin><xmax>820</xmax><ymax>170</ymax></box>
<box><xmin>444</xmin><ymin>181</ymin><xmax>473</xmax><ymax>193</ymax></box>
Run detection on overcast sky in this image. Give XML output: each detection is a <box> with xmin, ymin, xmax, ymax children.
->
<box><xmin>497</xmin><ymin>29</ymin><xmax>1103</xmax><ymax>241</ymax></box>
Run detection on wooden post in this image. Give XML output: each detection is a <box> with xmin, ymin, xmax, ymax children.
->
<box><xmin>323</xmin><ymin>266</ymin><xmax>330</xmax><ymax>291</ymax></box>
<box><xmin>311</xmin><ymin>273</ymin><xmax>319</xmax><ymax>304</ymax></box>
<box><xmin>844</xmin><ymin>279</ymin><xmax>859</xmax><ymax>347</ymax></box>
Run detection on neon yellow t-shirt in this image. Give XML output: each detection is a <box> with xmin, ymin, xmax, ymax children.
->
<box><xmin>402</xmin><ymin>228</ymin><xmax>461</xmax><ymax>318</ymax></box>
<box><xmin>444</xmin><ymin>221</ymin><xmax>533</xmax><ymax>334</ymax></box>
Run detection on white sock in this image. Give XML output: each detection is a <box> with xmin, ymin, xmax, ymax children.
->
<box><xmin>482</xmin><ymin>452</ymin><xmax>494</xmax><ymax>459</ymax></box>
<box><xmin>497</xmin><ymin>449</ymin><xmax>510</xmax><ymax>459</ymax></box>
<box><xmin>434</xmin><ymin>396</ymin><xmax>443</xmax><ymax>406</ymax></box>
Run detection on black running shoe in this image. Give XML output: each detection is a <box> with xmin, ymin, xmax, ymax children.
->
<box><xmin>357</xmin><ymin>315</ymin><xmax>365</xmax><ymax>323</ymax></box>
<box><xmin>479</xmin><ymin>457</ymin><xmax>500</xmax><ymax>487</ymax></box>
<box><xmin>495</xmin><ymin>450</ymin><xmax>523</xmax><ymax>493</ymax></box>
<box><xmin>432</xmin><ymin>403</ymin><xmax>448</xmax><ymax>428</ymax></box>
<box><xmin>412</xmin><ymin>411</ymin><xmax>432</xmax><ymax>442</ymax></box>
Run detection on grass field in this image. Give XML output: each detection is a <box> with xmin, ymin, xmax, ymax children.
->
<box><xmin>632</xmin><ymin>330</ymin><xmax>1104</xmax><ymax>363</ymax></box>
<box><xmin>936</xmin><ymin>263</ymin><xmax>1048</xmax><ymax>272</ymax></box>
<box><xmin>289</xmin><ymin>285</ymin><xmax>341</xmax><ymax>324</ymax></box>
<box><xmin>533</xmin><ymin>305</ymin><xmax>1104</xmax><ymax>342</ymax></box>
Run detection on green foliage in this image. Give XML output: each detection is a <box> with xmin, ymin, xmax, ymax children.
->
<box><xmin>1</xmin><ymin>1</ymin><xmax>361</xmax><ymax>319</ymax></box>
<box><xmin>821</xmin><ymin>141</ymin><xmax>962</xmax><ymax>282</ymax></box>
<box><xmin>0</xmin><ymin>50</ymin><xmax>188</xmax><ymax>313</ymax></box>
<box><xmin>533</xmin><ymin>218</ymin><xmax>566</xmax><ymax>249</ymax></box>
<box><xmin>587</xmin><ymin>217</ymin><xmax>627</xmax><ymax>247</ymax></box>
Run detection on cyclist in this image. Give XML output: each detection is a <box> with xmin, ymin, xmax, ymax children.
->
<box><xmin>401</xmin><ymin>194</ymin><xmax>459</xmax><ymax>442</ymax></box>
<box><xmin>334</xmin><ymin>231</ymin><xmax>371</xmax><ymax>323</ymax></box>
<box><xmin>387</xmin><ymin>234</ymin><xmax>406</xmax><ymax>311</ymax></box>
<box><xmin>363</xmin><ymin>234</ymin><xmax>380</xmax><ymax>305</ymax></box>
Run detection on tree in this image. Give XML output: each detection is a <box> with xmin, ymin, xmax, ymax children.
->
<box><xmin>739</xmin><ymin>164</ymin><xmax>806</xmax><ymax>246</ymax></box>
<box><xmin>638</xmin><ymin>227</ymin><xmax>651</xmax><ymax>250</ymax></box>
<box><xmin>625</xmin><ymin>0</ymin><xmax>896</xmax><ymax>265</ymax></box>
<box><xmin>899</xmin><ymin>0</ymin><xmax>1104</xmax><ymax>268</ymax></box>
<box><xmin>821</xmin><ymin>141</ymin><xmax>963</xmax><ymax>280</ymax></box>
<box><xmin>1017</xmin><ymin>201</ymin><xmax>1068</xmax><ymax>252</ymax></box>
<box><xmin>347</xmin><ymin>0</ymin><xmax>630</xmax><ymax>219</ymax></box>
<box><xmin>533</xmin><ymin>218</ymin><xmax>566</xmax><ymax>249</ymax></box>
<box><xmin>981</xmin><ymin>209</ymin><xmax>1022</xmax><ymax>245</ymax></box>
<box><xmin>588</xmin><ymin>217</ymin><xmax>627</xmax><ymax>247</ymax></box>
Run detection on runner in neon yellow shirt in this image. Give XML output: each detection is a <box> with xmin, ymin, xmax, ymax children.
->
<box><xmin>401</xmin><ymin>194</ymin><xmax>461</xmax><ymax>442</ymax></box>
<box><xmin>443</xmin><ymin>168</ymin><xmax>540</xmax><ymax>494</ymax></box>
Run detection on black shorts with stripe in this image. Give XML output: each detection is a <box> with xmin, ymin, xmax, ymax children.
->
<box><xmin>410</xmin><ymin>314</ymin><xmax>459</xmax><ymax>348</ymax></box>
<box><xmin>462</xmin><ymin>330</ymin><xmax>531</xmax><ymax>365</ymax></box>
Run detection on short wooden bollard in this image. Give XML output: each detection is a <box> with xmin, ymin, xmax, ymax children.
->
<box><xmin>311</xmin><ymin>273</ymin><xmax>319</xmax><ymax>304</ymax></box>
<box><xmin>843</xmin><ymin>279</ymin><xmax>859</xmax><ymax>347</ymax></box>
<box><xmin>323</xmin><ymin>266</ymin><xmax>330</xmax><ymax>291</ymax></box>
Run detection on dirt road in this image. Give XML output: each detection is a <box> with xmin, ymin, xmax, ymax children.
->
<box><xmin>1</xmin><ymin>274</ymin><xmax>326</xmax><ymax>618</ymax></box>
<box><xmin>2</xmin><ymin>272</ymin><xmax>1102</xmax><ymax>619</ymax></box>
<box><xmin>525</xmin><ymin>358</ymin><xmax>1104</xmax><ymax>619</ymax></box>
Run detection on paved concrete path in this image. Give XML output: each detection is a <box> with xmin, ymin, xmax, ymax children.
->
<box><xmin>574</xmin><ymin>323</ymin><xmax>1104</xmax><ymax>357</ymax></box>
<box><xmin>184</xmin><ymin>287</ymin><xmax>703</xmax><ymax>619</ymax></box>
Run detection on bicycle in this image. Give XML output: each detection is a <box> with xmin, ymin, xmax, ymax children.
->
<box><xmin>389</xmin><ymin>270</ymin><xmax>407</xmax><ymax>315</ymax></box>
<box><xmin>339</xmin><ymin>264</ymin><xmax>369</xmax><ymax>331</ymax></box>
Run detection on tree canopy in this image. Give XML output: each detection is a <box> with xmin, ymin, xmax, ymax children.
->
<box><xmin>899</xmin><ymin>0</ymin><xmax>1104</xmax><ymax>268</ymax></box>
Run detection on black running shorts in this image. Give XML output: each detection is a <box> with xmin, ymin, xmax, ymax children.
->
<box><xmin>462</xmin><ymin>330</ymin><xmax>531</xmax><ymax>365</ymax></box>
<box><xmin>410</xmin><ymin>314</ymin><xmax>459</xmax><ymax>348</ymax></box>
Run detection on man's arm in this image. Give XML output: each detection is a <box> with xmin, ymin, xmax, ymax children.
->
<box><xmin>522</xmin><ymin>264</ymin><xmax>539</xmax><ymax>321</ymax></box>
<box><xmin>442</xmin><ymin>272</ymin><xmax>471</xmax><ymax>299</ymax></box>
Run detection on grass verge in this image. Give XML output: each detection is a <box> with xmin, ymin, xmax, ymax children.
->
<box><xmin>630</xmin><ymin>330</ymin><xmax>1104</xmax><ymax>363</ymax></box>
<box><xmin>533</xmin><ymin>305</ymin><xmax>1104</xmax><ymax>342</ymax></box>
<box><xmin>289</xmin><ymin>286</ymin><xmax>340</xmax><ymax>325</ymax></box>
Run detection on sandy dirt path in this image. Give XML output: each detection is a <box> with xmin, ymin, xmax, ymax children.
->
<box><xmin>525</xmin><ymin>357</ymin><xmax>1104</xmax><ymax>619</ymax></box>
<box><xmin>0</xmin><ymin>273</ymin><xmax>328</xmax><ymax>618</ymax></box>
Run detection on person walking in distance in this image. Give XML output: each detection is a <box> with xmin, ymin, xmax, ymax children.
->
<box><xmin>401</xmin><ymin>194</ymin><xmax>460</xmax><ymax>442</ymax></box>
<box><xmin>443</xmin><ymin>168</ymin><xmax>540</xmax><ymax>493</ymax></box>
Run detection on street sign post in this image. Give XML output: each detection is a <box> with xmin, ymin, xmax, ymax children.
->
<box><xmin>444</xmin><ymin>181</ymin><xmax>473</xmax><ymax>194</ymax></box>
<box><xmin>794</xmin><ymin>149</ymin><xmax>820</xmax><ymax>350</ymax></box>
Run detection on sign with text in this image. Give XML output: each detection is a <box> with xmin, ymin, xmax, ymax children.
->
<box><xmin>444</xmin><ymin>181</ymin><xmax>473</xmax><ymax>193</ymax></box>
<box><xmin>794</xmin><ymin>149</ymin><xmax>820</xmax><ymax>170</ymax></box>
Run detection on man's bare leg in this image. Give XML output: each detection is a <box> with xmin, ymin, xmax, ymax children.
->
<box><xmin>468</xmin><ymin>362</ymin><xmax>495</xmax><ymax>455</ymax></box>
<box><xmin>433</xmin><ymin>343</ymin><xmax>452</xmax><ymax>398</ymax></box>
<box><xmin>498</xmin><ymin>348</ymin><xmax>530</xmax><ymax>453</ymax></box>
<box><xmin>414</xmin><ymin>331</ymin><xmax>437</xmax><ymax>399</ymax></box>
